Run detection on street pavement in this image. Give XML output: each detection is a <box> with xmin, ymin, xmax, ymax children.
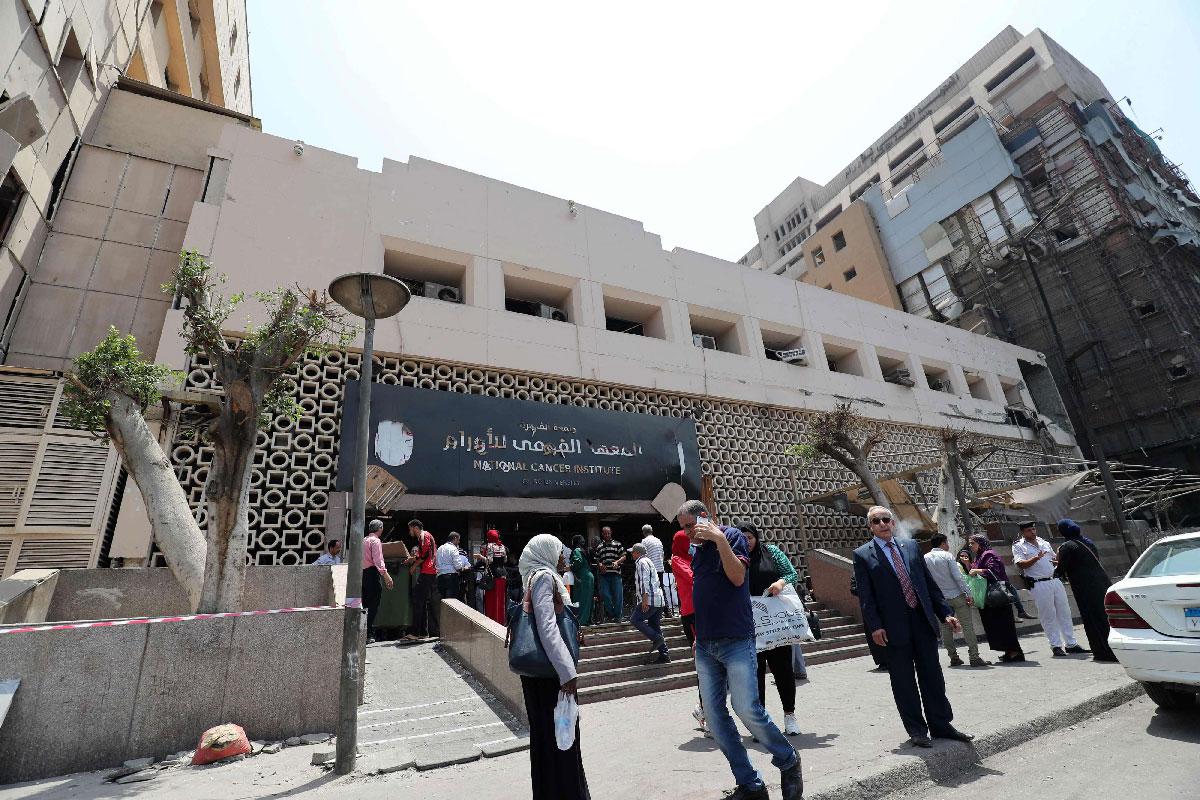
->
<box><xmin>879</xmin><ymin>695</ymin><xmax>1200</xmax><ymax>800</ymax></box>
<box><xmin>0</xmin><ymin>624</ymin><xmax>1146</xmax><ymax>800</ymax></box>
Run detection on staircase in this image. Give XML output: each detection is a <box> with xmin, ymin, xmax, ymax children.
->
<box><xmin>577</xmin><ymin>600</ymin><xmax>870</xmax><ymax>705</ymax></box>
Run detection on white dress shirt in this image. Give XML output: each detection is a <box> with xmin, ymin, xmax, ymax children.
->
<box><xmin>634</xmin><ymin>555</ymin><xmax>666</xmax><ymax>607</ymax></box>
<box><xmin>923</xmin><ymin>547</ymin><xmax>968</xmax><ymax>599</ymax></box>
<box><xmin>1011</xmin><ymin>536</ymin><xmax>1056</xmax><ymax>579</ymax></box>
<box><xmin>435</xmin><ymin>541</ymin><xmax>463</xmax><ymax>575</ymax></box>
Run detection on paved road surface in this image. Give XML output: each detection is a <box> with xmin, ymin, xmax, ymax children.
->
<box><xmin>880</xmin><ymin>696</ymin><xmax>1200</xmax><ymax>800</ymax></box>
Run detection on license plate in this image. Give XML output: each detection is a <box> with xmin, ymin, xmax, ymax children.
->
<box><xmin>1186</xmin><ymin>608</ymin><xmax>1200</xmax><ymax>631</ymax></box>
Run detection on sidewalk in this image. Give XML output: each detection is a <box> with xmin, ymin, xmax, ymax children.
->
<box><xmin>0</xmin><ymin>625</ymin><xmax>1138</xmax><ymax>800</ymax></box>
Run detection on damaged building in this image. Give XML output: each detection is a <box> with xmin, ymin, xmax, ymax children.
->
<box><xmin>743</xmin><ymin>26</ymin><xmax>1200</xmax><ymax>521</ymax></box>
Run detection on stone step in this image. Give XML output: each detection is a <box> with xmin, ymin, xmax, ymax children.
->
<box><xmin>802</xmin><ymin>642</ymin><xmax>872</xmax><ymax>666</ymax></box>
<box><xmin>579</xmin><ymin>670</ymin><xmax>699</xmax><ymax>704</ymax></box>
<box><xmin>580</xmin><ymin>633</ymin><xmax>691</xmax><ymax>658</ymax></box>
<box><xmin>577</xmin><ymin>657</ymin><xmax>695</xmax><ymax>689</ymax></box>
<box><xmin>579</xmin><ymin>646</ymin><xmax>693</xmax><ymax>673</ymax></box>
<box><xmin>581</xmin><ymin>625</ymin><xmax>684</xmax><ymax>645</ymax></box>
<box><xmin>802</xmin><ymin>633</ymin><xmax>869</xmax><ymax>654</ymax></box>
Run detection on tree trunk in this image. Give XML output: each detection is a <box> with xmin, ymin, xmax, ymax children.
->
<box><xmin>936</xmin><ymin>449</ymin><xmax>960</xmax><ymax>552</ymax></box>
<box><xmin>198</xmin><ymin>380</ymin><xmax>259</xmax><ymax>613</ymax></box>
<box><xmin>850</xmin><ymin>459</ymin><xmax>888</xmax><ymax>509</ymax></box>
<box><xmin>105</xmin><ymin>393</ymin><xmax>206</xmax><ymax>611</ymax></box>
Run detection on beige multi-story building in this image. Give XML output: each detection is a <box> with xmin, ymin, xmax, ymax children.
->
<box><xmin>0</xmin><ymin>0</ymin><xmax>251</xmax><ymax>573</ymax></box>
<box><xmin>0</xmin><ymin>17</ymin><xmax>1081</xmax><ymax>577</ymax></box>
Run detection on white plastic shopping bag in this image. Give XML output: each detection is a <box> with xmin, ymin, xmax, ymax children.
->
<box><xmin>554</xmin><ymin>691</ymin><xmax>579</xmax><ymax>750</ymax></box>
<box><xmin>752</xmin><ymin>585</ymin><xmax>815</xmax><ymax>652</ymax></box>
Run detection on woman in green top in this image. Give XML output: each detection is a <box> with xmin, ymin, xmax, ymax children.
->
<box><xmin>743</xmin><ymin>522</ymin><xmax>804</xmax><ymax>736</ymax></box>
<box><xmin>569</xmin><ymin>535</ymin><xmax>595</xmax><ymax>626</ymax></box>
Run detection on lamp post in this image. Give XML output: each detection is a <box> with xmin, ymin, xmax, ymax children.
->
<box><xmin>327</xmin><ymin>272</ymin><xmax>410</xmax><ymax>775</ymax></box>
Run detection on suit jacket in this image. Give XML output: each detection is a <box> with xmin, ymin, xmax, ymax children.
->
<box><xmin>853</xmin><ymin>536</ymin><xmax>951</xmax><ymax>643</ymax></box>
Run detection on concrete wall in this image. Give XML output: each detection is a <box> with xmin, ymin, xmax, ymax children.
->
<box><xmin>807</xmin><ymin>549</ymin><xmax>861</xmax><ymax>624</ymax></box>
<box><xmin>43</xmin><ymin>565</ymin><xmax>338</xmax><ymax>620</ymax></box>
<box><xmin>0</xmin><ymin>606</ymin><xmax>341</xmax><ymax>784</ymax></box>
<box><xmin>798</xmin><ymin>201</ymin><xmax>900</xmax><ymax>309</ymax></box>
<box><xmin>439</xmin><ymin>598</ymin><xmax>526</xmax><ymax>724</ymax></box>
<box><xmin>0</xmin><ymin>568</ymin><xmax>58</xmax><ymax>624</ymax></box>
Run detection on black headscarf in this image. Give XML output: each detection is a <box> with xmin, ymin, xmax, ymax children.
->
<box><xmin>1058</xmin><ymin>518</ymin><xmax>1098</xmax><ymax>556</ymax></box>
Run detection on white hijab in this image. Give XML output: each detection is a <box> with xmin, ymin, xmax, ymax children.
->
<box><xmin>518</xmin><ymin>534</ymin><xmax>570</xmax><ymax>604</ymax></box>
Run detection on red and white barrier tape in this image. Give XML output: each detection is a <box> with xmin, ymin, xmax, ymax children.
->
<box><xmin>0</xmin><ymin>604</ymin><xmax>344</xmax><ymax>635</ymax></box>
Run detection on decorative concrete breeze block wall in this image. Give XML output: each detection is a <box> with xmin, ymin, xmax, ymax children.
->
<box><xmin>167</xmin><ymin>349</ymin><xmax>1056</xmax><ymax>569</ymax></box>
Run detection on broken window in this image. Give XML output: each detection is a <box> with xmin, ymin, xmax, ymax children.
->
<box><xmin>996</xmin><ymin>178</ymin><xmax>1035</xmax><ymax>232</ymax></box>
<box><xmin>1167</xmin><ymin>364</ymin><xmax>1191</xmax><ymax>381</ymax></box>
<box><xmin>812</xmin><ymin>247</ymin><xmax>825</xmax><ymax>266</ymax></box>
<box><xmin>1134</xmin><ymin>299</ymin><xmax>1158</xmax><ymax>318</ymax></box>
<box><xmin>832</xmin><ymin>231</ymin><xmax>847</xmax><ymax>251</ymax></box>
<box><xmin>46</xmin><ymin>138</ymin><xmax>80</xmax><ymax>221</ymax></box>
<box><xmin>843</xmin><ymin>267</ymin><xmax>857</xmax><ymax>282</ymax></box>
<box><xmin>0</xmin><ymin>170</ymin><xmax>25</xmax><ymax>244</ymax></box>
<box><xmin>1052</xmin><ymin>224</ymin><xmax>1079</xmax><ymax>243</ymax></box>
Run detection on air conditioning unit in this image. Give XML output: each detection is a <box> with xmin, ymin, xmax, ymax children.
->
<box><xmin>423</xmin><ymin>282</ymin><xmax>462</xmax><ymax>303</ymax></box>
<box><xmin>775</xmin><ymin>347</ymin><xmax>808</xmax><ymax>366</ymax></box>
<box><xmin>929</xmin><ymin>378</ymin><xmax>953</xmax><ymax>392</ymax></box>
<box><xmin>884</xmin><ymin>368</ymin><xmax>915</xmax><ymax>387</ymax></box>
<box><xmin>692</xmin><ymin>334</ymin><xmax>717</xmax><ymax>350</ymax></box>
<box><xmin>534</xmin><ymin>304</ymin><xmax>568</xmax><ymax>322</ymax></box>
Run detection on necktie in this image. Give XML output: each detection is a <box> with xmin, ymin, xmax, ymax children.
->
<box><xmin>887</xmin><ymin>541</ymin><xmax>919</xmax><ymax>609</ymax></box>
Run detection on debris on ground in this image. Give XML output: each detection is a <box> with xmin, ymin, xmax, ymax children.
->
<box><xmin>192</xmin><ymin>723</ymin><xmax>253</xmax><ymax>765</ymax></box>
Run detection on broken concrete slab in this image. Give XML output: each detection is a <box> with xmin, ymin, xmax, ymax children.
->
<box><xmin>413</xmin><ymin>740</ymin><xmax>481</xmax><ymax>771</ymax></box>
<box><xmin>311</xmin><ymin>750</ymin><xmax>335</xmax><ymax>766</ymax></box>
<box><xmin>359</xmin><ymin>745</ymin><xmax>415</xmax><ymax>775</ymax></box>
<box><xmin>105</xmin><ymin>766</ymin><xmax>143</xmax><ymax>782</ymax></box>
<box><xmin>480</xmin><ymin>737</ymin><xmax>531</xmax><ymax>758</ymax></box>
<box><xmin>284</xmin><ymin>737</ymin><xmax>303</xmax><ymax>747</ymax></box>
<box><xmin>261</xmin><ymin>742</ymin><xmax>283</xmax><ymax>754</ymax></box>
<box><xmin>114</xmin><ymin>770</ymin><xmax>155</xmax><ymax>784</ymax></box>
<box><xmin>299</xmin><ymin>732</ymin><xmax>332</xmax><ymax>745</ymax></box>
<box><xmin>122</xmin><ymin>757</ymin><xmax>154</xmax><ymax>770</ymax></box>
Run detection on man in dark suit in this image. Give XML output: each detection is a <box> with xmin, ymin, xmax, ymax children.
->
<box><xmin>852</xmin><ymin>506</ymin><xmax>974</xmax><ymax>748</ymax></box>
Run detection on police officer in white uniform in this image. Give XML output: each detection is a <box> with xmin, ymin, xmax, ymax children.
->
<box><xmin>1011</xmin><ymin>521</ymin><xmax>1087</xmax><ymax>657</ymax></box>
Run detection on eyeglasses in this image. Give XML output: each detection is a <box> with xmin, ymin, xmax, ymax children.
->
<box><xmin>869</xmin><ymin>516</ymin><xmax>893</xmax><ymax>525</ymax></box>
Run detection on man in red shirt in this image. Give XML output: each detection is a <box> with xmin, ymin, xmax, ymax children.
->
<box><xmin>362</xmin><ymin>519</ymin><xmax>393</xmax><ymax>643</ymax></box>
<box><xmin>408</xmin><ymin>519</ymin><xmax>439</xmax><ymax>639</ymax></box>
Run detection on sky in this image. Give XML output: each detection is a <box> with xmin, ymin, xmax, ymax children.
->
<box><xmin>246</xmin><ymin>1</ymin><xmax>1200</xmax><ymax>262</ymax></box>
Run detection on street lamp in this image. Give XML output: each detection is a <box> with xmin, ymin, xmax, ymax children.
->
<box><xmin>327</xmin><ymin>272</ymin><xmax>410</xmax><ymax>775</ymax></box>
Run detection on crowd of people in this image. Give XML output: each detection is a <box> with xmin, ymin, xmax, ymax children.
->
<box><xmin>335</xmin><ymin>504</ymin><xmax>1119</xmax><ymax>799</ymax></box>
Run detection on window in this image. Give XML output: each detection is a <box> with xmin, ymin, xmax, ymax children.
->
<box><xmin>984</xmin><ymin>47</ymin><xmax>1036</xmax><ymax>93</ymax></box>
<box><xmin>933</xmin><ymin>98</ymin><xmax>976</xmax><ymax>134</ymax></box>
<box><xmin>45</xmin><ymin>138</ymin><xmax>80</xmax><ymax>221</ymax></box>
<box><xmin>0</xmin><ymin>170</ymin><xmax>25</xmax><ymax>244</ymax></box>
<box><xmin>1134</xmin><ymin>299</ymin><xmax>1158</xmax><ymax>318</ymax></box>
<box><xmin>1052</xmin><ymin>224</ymin><xmax>1079</xmax><ymax>243</ymax></box>
<box><xmin>761</xmin><ymin>326</ymin><xmax>807</xmax><ymax>366</ymax></box>
<box><xmin>151</xmin><ymin>0</ymin><xmax>164</xmax><ymax>26</ymax></box>
<box><xmin>824</xmin><ymin>340</ymin><xmax>865</xmax><ymax>376</ymax></box>
<box><xmin>850</xmin><ymin>175</ymin><xmax>880</xmax><ymax>202</ymax></box>
<box><xmin>382</xmin><ymin>245</ymin><xmax>468</xmax><ymax>304</ymax></box>
<box><xmin>503</xmin><ymin>270</ymin><xmax>573</xmax><ymax>323</ymax></box>
<box><xmin>832</xmin><ymin>231</ymin><xmax>847</xmax><ymax>251</ymax></box>
<box><xmin>842</xmin><ymin>267</ymin><xmax>857</xmax><ymax>282</ymax></box>
<box><xmin>888</xmin><ymin>139</ymin><xmax>925</xmax><ymax>171</ymax></box>
<box><xmin>230</xmin><ymin>22</ymin><xmax>238</xmax><ymax>51</ymax></box>
<box><xmin>1130</xmin><ymin>538</ymin><xmax>1200</xmax><ymax>578</ymax></box>
<box><xmin>603</xmin><ymin>291</ymin><xmax>666</xmax><ymax>339</ymax></box>
<box><xmin>689</xmin><ymin>307</ymin><xmax>743</xmax><ymax>355</ymax></box>
<box><xmin>812</xmin><ymin>247</ymin><xmax>825</xmax><ymax>266</ymax></box>
<box><xmin>233</xmin><ymin>68</ymin><xmax>242</xmax><ymax>97</ymax></box>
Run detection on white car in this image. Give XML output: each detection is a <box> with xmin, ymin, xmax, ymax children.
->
<box><xmin>1107</xmin><ymin>530</ymin><xmax>1200</xmax><ymax>709</ymax></box>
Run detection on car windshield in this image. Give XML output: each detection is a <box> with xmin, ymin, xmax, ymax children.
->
<box><xmin>1130</xmin><ymin>538</ymin><xmax>1200</xmax><ymax>578</ymax></box>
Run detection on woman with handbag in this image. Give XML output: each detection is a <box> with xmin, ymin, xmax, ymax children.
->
<box><xmin>968</xmin><ymin>534</ymin><xmax>1025</xmax><ymax>663</ymax></box>
<box><xmin>513</xmin><ymin>534</ymin><xmax>590</xmax><ymax>800</ymax></box>
<box><xmin>742</xmin><ymin>522</ymin><xmax>803</xmax><ymax>736</ymax></box>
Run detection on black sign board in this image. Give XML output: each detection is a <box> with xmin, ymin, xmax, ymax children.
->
<box><xmin>335</xmin><ymin>382</ymin><xmax>701</xmax><ymax>501</ymax></box>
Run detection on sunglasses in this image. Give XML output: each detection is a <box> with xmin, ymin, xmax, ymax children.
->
<box><xmin>869</xmin><ymin>516</ymin><xmax>893</xmax><ymax>525</ymax></box>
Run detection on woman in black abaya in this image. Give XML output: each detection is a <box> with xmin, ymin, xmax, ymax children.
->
<box><xmin>1055</xmin><ymin>519</ymin><xmax>1118</xmax><ymax>662</ymax></box>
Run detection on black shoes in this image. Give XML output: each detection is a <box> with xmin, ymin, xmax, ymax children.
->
<box><xmin>1052</xmin><ymin>646</ymin><xmax>1068</xmax><ymax>657</ymax></box>
<box><xmin>908</xmin><ymin>735</ymin><xmax>933</xmax><ymax>748</ymax></box>
<box><xmin>650</xmin><ymin>652</ymin><xmax>671</xmax><ymax>664</ymax></box>
<box><xmin>1065</xmin><ymin>645</ymin><xmax>1091</xmax><ymax>654</ymax></box>
<box><xmin>781</xmin><ymin>758</ymin><xmax>804</xmax><ymax>800</ymax></box>
<box><xmin>948</xmin><ymin>657</ymin><xmax>965</xmax><ymax>667</ymax></box>
<box><xmin>722</xmin><ymin>784</ymin><xmax>769</xmax><ymax>800</ymax></box>
<box><xmin>999</xmin><ymin>652</ymin><xmax>1025</xmax><ymax>663</ymax></box>
<box><xmin>934</xmin><ymin>727</ymin><xmax>975</xmax><ymax>742</ymax></box>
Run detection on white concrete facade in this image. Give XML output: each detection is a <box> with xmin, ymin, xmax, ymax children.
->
<box><xmin>165</xmin><ymin>123</ymin><xmax>1073</xmax><ymax>449</ymax></box>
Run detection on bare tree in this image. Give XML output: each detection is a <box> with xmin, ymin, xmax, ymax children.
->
<box><xmin>63</xmin><ymin>252</ymin><xmax>353</xmax><ymax>612</ymax></box>
<box><xmin>786</xmin><ymin>402</ymin><xmax>888</xmax><ymax>507</ymax></box>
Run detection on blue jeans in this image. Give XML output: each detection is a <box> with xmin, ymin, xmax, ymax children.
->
<box><xmin>630</xmin><ymin>605</ymin><xmax>666</xmax><ymax>655</ymax></box>
<box><xmin>599</xmin><ymin>573</ymin><xmax>623</xmax><ymax>620</ymax></box>
<box><xmin>696</xmin><ymin>636</ymin><xmax>798</xmax><ymax>789</ymax></box>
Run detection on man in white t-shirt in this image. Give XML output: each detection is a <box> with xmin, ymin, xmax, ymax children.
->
<box><xmin>1011</xmin><ymin>521</ymin><xmax>1086</xmax><ymax>657</ymax></box>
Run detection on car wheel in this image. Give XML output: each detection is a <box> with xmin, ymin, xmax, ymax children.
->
<box><xmin>1142</xmin><ymin>682</ymin><xmax>1198</xmax><ymax>710</ymax></box>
